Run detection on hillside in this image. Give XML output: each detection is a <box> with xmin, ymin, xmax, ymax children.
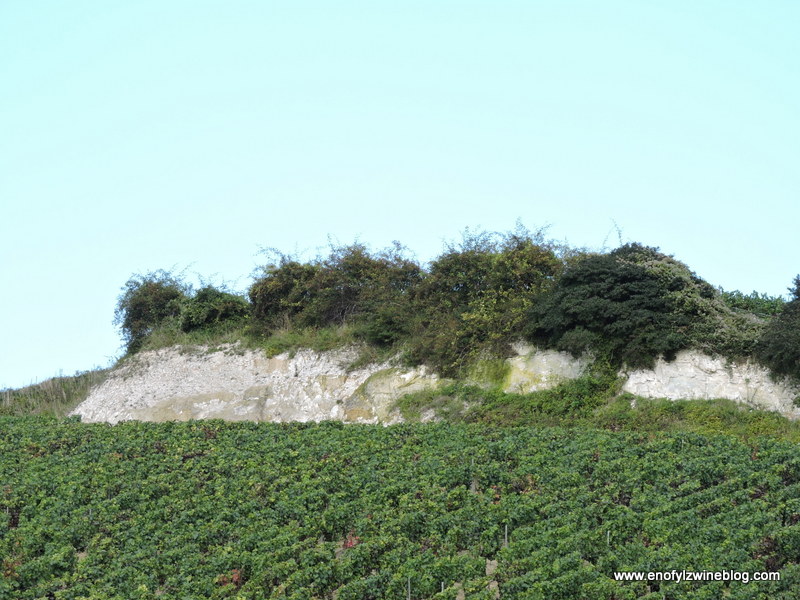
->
<box><xmin>5</xmin><ymin>230</ymin><xmax>800</xmax><ymax>430</ymax></box>
<box><xmin>3</xmin><ymin>232</ymin><xmax>800</xmax><ymax>599</ymax></box>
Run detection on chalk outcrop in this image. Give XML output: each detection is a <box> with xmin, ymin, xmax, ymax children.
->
<box><xmin>71</xmin><ymin>343</ymin><xmax>800</xmax><ymax>424</ymax></box>
<box><xmin>72</xmin><ymin>345</ymin><xmax>440</xmax><ymax>425</ymax></box>
<box><xmin>622</xmin><ymin>350</ymin><xmax>800</xmax><ymax>416</ymax></box>
<box><xmin>504</xmin><ymin>342</ymin><xmax>591</xmax><ymax>393</ymax></box>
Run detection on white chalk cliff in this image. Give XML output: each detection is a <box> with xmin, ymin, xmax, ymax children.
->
<box><xmin>71</xmin><ymin>343</ymin><xmax>800</xmax><ymax>424</ymax></box>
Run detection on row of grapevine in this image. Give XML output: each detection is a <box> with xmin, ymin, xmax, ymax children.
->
<box><xmin>1</xmin><ymin>417</ymin><xmax>799</xmax><ymax>598</ymax></box>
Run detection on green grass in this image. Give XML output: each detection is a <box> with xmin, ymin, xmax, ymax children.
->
<box><xmin>594</xmin><ymin>394</ymin><xmax>800</xmax><ymax>443</ymax></box>
<box><xmin>134</xmin><ymin>316</ymin><xmax>251</xmax><ymax>353</ymax></box>
<box><xmin>254</xmin><ymin>323</ymin><xmax>359</xmax><ymax>357</ymax></box>
<box><xmin>0</xmin><ymin>368</ymin><xmax>110</xmax><ymax>417</ymax></box>
<box><xmin>132</xmin><ymin>316</ymin><xmax>368</xmax><ymax>362</ymax></box>
<box><xmin>134</xmin><ymin>318</ymin><xmax>412</xmax><ymax>375</ymax></box>
<box><xmin>394</xmin><ymin>373</ymin><xmax>800</xmax><ymax>444</ymax></box>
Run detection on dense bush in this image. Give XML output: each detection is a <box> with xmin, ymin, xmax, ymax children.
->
<box><xmin>114</xmin><ymin>270</ymin><xmax>189</xmax><ymax>353</ymax></box>
<box><xmin>303</xmin><ymin>242</ymin><xmax>422</xmax><ymax>345</ymax></box>
<box><xmin>247</xmin><ymin>229</ymin><xmax>562</xmax><ymax>374</ymax></box>
<box><xmin>526</xmin><ymin>245</ymin><xmax>694</xmax><ymax>368</ymax></box>
<box><xmin>180</xmin><ymin>286</ymin><xmax>249</xmax><ymax>332</ymax></box>
<box><xmin>758</xmin><ymin>276</ymin><xmax>800</xmax><ymax>383</ymax></box>
<box><xmin>249</xmin><ymin>243</ymin><xmax>422</xmax><ymax>346</ymax></box>
<box><xmin>523</xmin><ymin>243</ymin><xmax>768</xmax><ymax>369</ymax></box>
<box><xmin>249</xmin><ymin>257</ymin><xmax>321</xmax><ymax>328</ymax></box>
<box><xmin>406</xmin><ymin>228</ymin><xmax>562</xmax><ymax>376</ymax></box>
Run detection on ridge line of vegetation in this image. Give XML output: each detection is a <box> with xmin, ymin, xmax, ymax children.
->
<box><xmin>5</xmin><ymin>225</ymin><xmax>798</xmax><ymax>424</ymax></box>
<box><xmin>115</xmin><ymin>226</ymin><xmax>797</xmax><ymax>383</ymax></box>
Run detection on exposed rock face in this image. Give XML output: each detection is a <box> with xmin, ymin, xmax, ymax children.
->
<box><xmin>504</xmin><ymin>342</ymin><xmax>590</xmax><ymax>393</ymax></box>
<box><xmin>622</xmin><ymin>350</ymin><xmax>800</xmax><ymax>417</ymax></box>
<box><xmin>71</xmin><ymin>344</ymin><xmax>800</xmax><ymax>424</ymax></box>
<box><xmin>72</xmin><ymin>345</ymin><xmax>440</xmax><ymax>424</ymax></box>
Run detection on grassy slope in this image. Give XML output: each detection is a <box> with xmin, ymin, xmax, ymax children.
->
<box><xmin>0</xmin><ymin>368</ymin><xmax>110</xmax><ymax>418</ymax></box>
<box><xmin>4</xmin><ymin>332</ymin><xmax>800</xmax><ymax>599</ymax></box>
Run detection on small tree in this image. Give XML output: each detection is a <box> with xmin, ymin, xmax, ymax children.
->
<box><xmin>115</xmin><ymin>270</ymin><xmax>189</xmax><ymax>353</ymax></box>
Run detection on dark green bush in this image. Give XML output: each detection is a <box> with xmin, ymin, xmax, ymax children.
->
<box><xmin>180</xmin><ymin>286</ymin><xmax>250</xmax><ymax>332</ymax></box>
<box><xmin>114</xmin><ymin>270</ymin><xmax>189</xmax><ymax>353</ymax></box>
<box><xmin>526</xmin><ymin>244</ymin><xmax>706</xmax><ymax>369</ymax></box>
<box><xmin>527</xmin><ymin>243</ymin><xmax>766</xmax><ymax>368</ymax></box>
<box><xmin>758</xmin><ymin>276</ymin><xmax>800</xmax><ymax>383</ymax></box>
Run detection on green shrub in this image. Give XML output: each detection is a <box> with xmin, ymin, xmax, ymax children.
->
<box><xmin>407</xmin><ymin>227</ymin><xmax>562</xmax><ymax>376</ymax></box>
<box><xmin>758</xmin><ymin>276</ymin><xmax>800</xmax><ymax>383</ymax></box>
<box><xmin>249</xmin><ymin>243</ymin><xmax>421</xmax><ymax>347</ymax></box>
<box><xmin>720</xmin><ymin>289</ymin><xmax>785</xmax><ymax>319</ymax></box>
<box><xmin>526</xmin><ymin>243</ymin><xmax>762</xmax><ymax>369</ymax></box>
<box><xmin>307</xmin><ymin>242</ymin><xmax>421</xmax><ymax>346</ymax></box>
<box><xmin>180</xmin><ymin>286</ymin><xmax>249</xmax><ymax>332</ymax></box>
<box><xmin>114</xmin><ymin>270</ymin><xmax>189</xmax><ymax>353</ymax></box>
<box><xmin>249</xmin><ymin>257</ymin><xmax>321</xmax><ymax>328</ymax></box>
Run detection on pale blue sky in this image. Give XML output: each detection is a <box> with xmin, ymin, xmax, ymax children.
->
<box><xmin>2</xmin><ymin>1</ymin><xmax>798</xmax><ymax>389</ymax></box>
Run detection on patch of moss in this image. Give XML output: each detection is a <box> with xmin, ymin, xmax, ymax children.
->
<box><xmin>393</xmin><ymin>386</ymin><xmax>470</xmax><ymax>422</ymax></box>
<box><xmin>467</xmin><ymin>357</ymin><xmax>511</xmax><ymax>387</ymax></box>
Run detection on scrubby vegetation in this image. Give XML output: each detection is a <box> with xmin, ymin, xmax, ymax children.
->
<box><xmin>404</xmin><ymin>229</ymin><xmax>562</xmax><ymax>376</ymax></box>
<box><xmin>111</xmin><ymin>227</ymin><xmax>798</xmax><ymax>384</ymax></box>
<box><xmin>180</xmin><ymin>286</ymin><xmax>250</xmax><ymax>333</ymax></box>
<box><xmin>394</xmin><ymin>372</ymin><xmax>800</xmax><ymax>444</ymax></box>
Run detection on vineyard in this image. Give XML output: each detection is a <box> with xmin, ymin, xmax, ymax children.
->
<box><xmin>2</xmin><ymin>417</ymin><xmax>800</xmax><ymax>599</ymax></box>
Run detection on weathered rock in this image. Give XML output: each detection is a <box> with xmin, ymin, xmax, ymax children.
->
<box><xmin>622</xmin><ymin>350</ymin><xmax>800</xmax><ymax>417</ymax></box>
<box><xmin>71</xmin><ymin>343</ymin><xmax>800</xmax><ymax>424</ymax></box>
<box><xmin>503</xmin><ymin>342</ymin><xmax>590</xmax><ymax>393</ymax></box>
<box><xmin>72</xmin><ymin>345</ymin><xmax>441</xmax><ymax>424</ymax></box>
